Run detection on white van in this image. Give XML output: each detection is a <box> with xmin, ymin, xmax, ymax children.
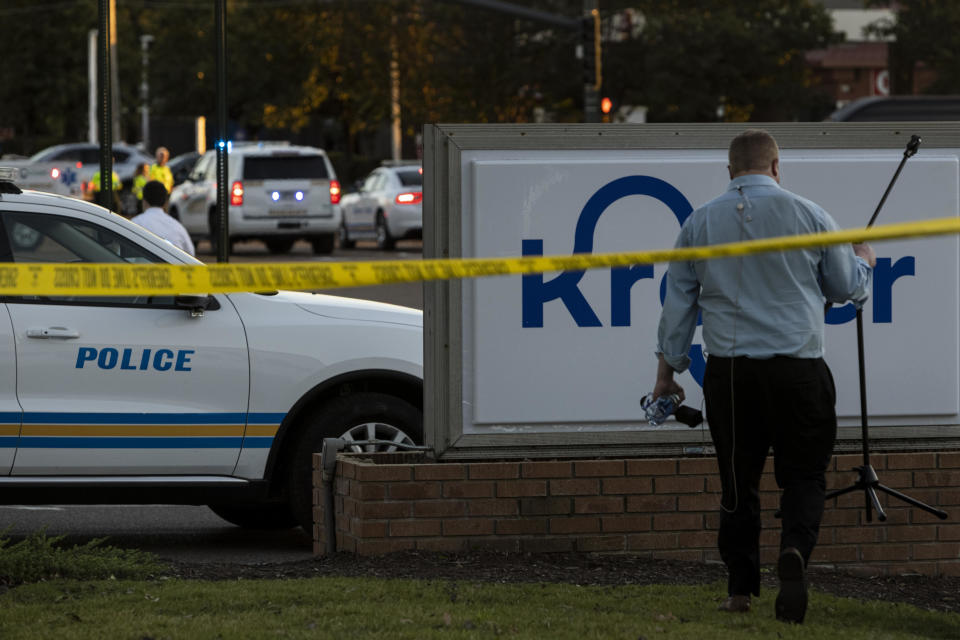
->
<box><xmin>169</xmin><ymin>142</ymin><xmax>341</xmax><ymax>254</ymax></box>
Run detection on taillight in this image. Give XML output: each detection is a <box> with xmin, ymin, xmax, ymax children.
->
<box><xmin>395</xmin><ymin>191</ymin><xmax>422</xmax><ymax>205</ymax></box>
<box><xmin>329</xmin><ymin>180</ymin><xmax>341</xmax><ymax>204</ymax></box>
<box><xmin>230</xmin><ymin>180</ymin><xmax>244</xmax><ymax>206</ymax></box>
<box><xmin>50</xmin><ymin>168</ymin><xmax>60</xmax><ymax>180</ymax></box>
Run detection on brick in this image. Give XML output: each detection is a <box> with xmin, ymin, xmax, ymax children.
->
<box><xmin>677</xmin><ymin>458</ymin><xmax>716</xmax><ymax>475</ymax></box>
<box><xmin>522</xmin><ymin>537</ymin><xmax>574</xmax><ymax>553</ymax></box>
<box><xmin>628</xmin><ymin>532</ymin><xmax>679</xmax><ymax>551</ymax></box>
<box><xmin>413</xmin><ymin>500</ymin><xmax>466</xmax><ymax>518</ymax></box>
<box><xmin>939</xmin><ymin>524</ymin><xmax>960</xmax><ymax>541</ymax></box>
<box><xmin>860</xmin><ymin>544</ymin><xmax>911</xmax><ymax>562</ymax></box>
<box><xmin>357</xmin><ymin>501</ymin><xmax>411</xmax><ymax>519</ymax></box>
<box><xmin>496</xmin><ymin>518</ymin><xmax>548</xmax><ymax>535</ymax></box>
<box><xmin>355</xmin><ymin>539</ymin><xmax>416</xmax><ymax>555</ymax></box>
<box><xmin>443</xmin><ymin>519</ymin><xmax>495</xmax><ymax>536</ymax></box>
<box><xmin>351</xmin><ymin>520</ymin><xmax>387</xmax><ymax>538</ymax></box>
<box><xmin>653</xmin><ymin>550</ymin><xmax>704</xmax><ymax>562</ymax></box>
<box><xmin>705</xmin><ymin>476</ymin><xmax>722</xmax><ymax>493</ymax></box>
<box><xmin>678</xmin><ymin>494</ymin><xmax>721</xmax><ymax>511</ymax></box>
<box><xmin>939</xmin><ymin>452</ymin><xmax>960</xmax><ymax>469</ymax></box>
<box><xmin>602</xmin><ymin>477</ymin><xmax>653</xmax><ymax>495</ymax></box>
<box><xmin>626</xmin><ymin>459</ymin><xmax>677</xmax><ymax>476</ymax></box>
<box><xmin>887</xmin><ymin>562</ymin><xmax>938</xmax><ymax>576</ymax></box>
<box><xmin>915</xmin><ymin>471</ymin><xmax>960</xmax><ymax>488</ymax></box>
<box><xmin>351</xmin><ymin>482</ymin><xmax>387</xmax><ymax>501</ymax></box>
<box><xmin>577</xmin><ymin>535</ymin><xmax>626</xmax><ymax>552</ymax></box>
<box><xmin>575</xmin><ymin>460</ymin><xmax>624</xmax><ymax>477</ymax></box>
<box><xmin>654</xmin><ymin>476</ymin><xmax>704</xmax><ymax>494</ymax></box>
<box><xmin>496</xmin><ymin>480</ymin><xmax>547</xmax><ymax>497</ymax></box>
<box><xmin>354</xmin><ymin>464</ymin><xmax>412</xmax><ymax>482</ymax></box>
<box><xmin>468</xmin><ymin>499</ymin><xmax>519</xmax><ymax>517</ymax></box>
<box><xmin>443</xmin><ymin>481</ymin><xmax>495</xmax><ymax>498</ymax></box>
<box><xmin>549</xmin><ymin>516</ymin><xmax>601</xmax><ymax>534</ymax></box>
<box><xmin>522</xmin><ymin>461</ymin><xmax>573</xmax><ymax>478</ymax></box>
<box><xmin>341</xmin><ymin>496</ymin><xmax>357</xmax><ymax>517</ymax></box>
<box><xmin>389</xmin><ymin>519</ymin><xmax>442</xmax><ymax>537</ymax></box>
<box><xmin>338</xmin><ymin>459</ymin><xmax>357</xmax><ymax>479</ymax></box>
<box><xmin>835</xmin><ymin>454</ymin><xmax>883</xmax><ymax>471</ymax></box>
<box><xmin>550</xmin><ymin>478</ymin><xmax>600</xmax><ymax>496</ymax></box>
<box><xmin>414</xmin><ymin>464</ymin><xmax>466</xmax><ymax>481</ymax></box>
<box><xmin>677</xmin><ymin>530</ymin><xmax>716</xmax><ymax>549</ymax></box>
<box><xmin>936</xmin><ymin>561</ymin><xmax>960</xmax><ymax>576</ymax></box>
<box><xmin>887</xmin><ymin>525</ymin><xmax>937</xmax><ymax>543</ymax></box>
<box><xmin>601</xmin><ymin>515</ymin><xmax>651</xmax><ymax>533</ymax></box>
<box><xmin>389</xmin><ymin>482</ymin><xmax>441</xmax><ymax>500</ymax></box>
<box><xmin>835</xmin><ymin>526</ymin><xmax>884</xmax><ymax>544</ymax></box>
<box><xmin>913</xmin><ymin>542</ymin><xmax>960</xmax><ymax>560</ymax></box>
<box><xmin>626</xmin><ymin>495</ymin><xmax>677</xmax><ymax>512</ymax></box>
<box><xmin>887</xmin><ymin>453</ymin><xmax>937</xmax><ymax>470</ymax></box>
<box><xmin>468</xmin><ymin>462</ymin><xmax>520</xmax><ymax>480</ymax></box>
<box><xmin>574</xmin><ymin>496</ymin><xmax>624</xmax><ymax>514</ymax></box>
<box><xmin>653</xmin><ymin>513</ymin><xmax>703</xmax><ymax>531</ymax></box>
<box><xmin>809</xmin><ymin>545</ymin><xmax>859</xmax><ymax>563</ymax></box>
<box><xmin>520</xmin><ymin>497</ymin><xmax>571</xmax><ymax>516</ymax></box>
<box><xmin>416</xmin><ymin>538</ymin><xmax>467</xmax><ymax>553</ymax></box>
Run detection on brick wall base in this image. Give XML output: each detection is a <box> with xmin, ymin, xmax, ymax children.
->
<box><xmin>312</xmin><ymin>450</ymin><xmax>960</xmax><ymax>577</ymax></box>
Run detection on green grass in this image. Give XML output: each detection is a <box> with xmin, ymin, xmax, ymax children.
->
<box><xmin>1</xmin><ymin>576</ymin><xmax>957</xmax><ymax>640</ymax></box>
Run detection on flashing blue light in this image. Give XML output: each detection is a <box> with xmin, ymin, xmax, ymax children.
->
<box><xmin>271</xmin><ymin>191</ymin><xmax>280</xmax><ymax>201</ymax></box>
<box><xmin>295</xmin><ymin>191</ymin><xmax>304</xmax><ymax>201</ymax></box>
<box><xmin>217</xmin><ymin>140</ymin><xmax>226</xmax><ymax>149</ymax></box>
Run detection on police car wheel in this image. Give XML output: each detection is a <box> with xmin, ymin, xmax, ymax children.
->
<box><xmin>208</xmin><ymin>502</ymin><xmax>299</xmax><ymax>529</ymax></box>
<box><xmin>287</xmin><ymin>392</ymin><xmax>423</xmax><ymax>531</ymax></box>
<box><xmin>375</xmin><ymin>213</ymin><xmax>395</xmax><ymax>251</ymax></box>
<box><xmin>265</xmin><ymin>238</ymin><xmax>295</xmax><ymax>254</ymax></box>
<box><xmin>338</xmin><ymin>221</ymin><xmax>355</xmax><ymax>249</ymax></box>
<box><xmin>311</xmin><ymin>234</ymin><xmax>335</xmax><ymax>255</ymax></box>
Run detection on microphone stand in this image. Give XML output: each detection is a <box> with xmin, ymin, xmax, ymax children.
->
<box><xmin>825</xmin><ymin>135</ymin><xmax>947</xmax><ymax>522</ymax></box>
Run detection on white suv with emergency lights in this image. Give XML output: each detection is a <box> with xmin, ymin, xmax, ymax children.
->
<box><xmin>169</xmin><ymin>142</ymin><xmax>342</xmax><ymax>255</ymax></box>
<box><xmin>0</xmin><ymin>167</ymin><xmax>422</xmax><ymax>531</ymax></box>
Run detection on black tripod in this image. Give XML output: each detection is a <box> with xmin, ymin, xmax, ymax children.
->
<box><xmin>825</xmin><ymin>135</ymin><xmax>948</xmax><ymax>522</ymax></box>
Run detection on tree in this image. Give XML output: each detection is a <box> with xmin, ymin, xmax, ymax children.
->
<box><xmin>866</xmin><ymin>0</ymin><xmax>960</xmax><ymax>94</ymax></box>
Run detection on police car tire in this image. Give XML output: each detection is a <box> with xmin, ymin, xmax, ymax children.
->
<box><xmin>208</xmin><ymin>502</ymin><xmax>299</xmax><ymax>529</ymax></box>
<box><xmin>287</xmin><ymin>392</ymin><xmax>423</xmax><ymax>531</ymax></box>
<box><xmin>311</xmin><ymin>234</ymin><xmax>335</xmax><ymax>255</ymax></box>
<box><xmin>338</xmin><ymin>221</ymin><xmax>355</xmax><ymax>249</ymax></box>
<box><xmin>265</xmin><ymin>238</ymin><xmax>296</xmax><ymax>254</ymax></box>
<box><xmin>375</xmin><ymin>213</ymin><xmax>395</xmax><ymax>251</ymax></box>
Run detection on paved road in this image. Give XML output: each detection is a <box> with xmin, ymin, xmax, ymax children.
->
<box><xmin>2</xmin><ymin>239</ymin><xmax>424</xmax><ymax>564</ymax></box>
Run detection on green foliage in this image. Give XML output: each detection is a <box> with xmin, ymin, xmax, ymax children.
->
<box><xmin>0</xmin><ymin>531</ymin><xmax>165</xmax><ymax>585</ymax></box>
<box><xmin>0</xmin><ymin>576</ymin><xmax>957</xmax><ymax>639</ymax></box>
<box><xmin>866</xmin><ymin>0</ymin><xmax>960</xmax><ymax>94</ymax></box>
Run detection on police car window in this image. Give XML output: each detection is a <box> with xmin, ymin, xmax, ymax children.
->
<box><xmin>364</xmin><ymin>173</ymin><xmax>383</xmax><ymax>192</ymax></box>
<box><xmin>191</xmin><ymin>154</ymin><xmax>213</xmax><ymax>181</ymax></box>
<box><xmin>396</xmin><ymin>169</ymin><xmax>422</xmax><ymax>187</ymax></box>
<box><xmin>243</xmin><ymin>155</ymin><xmax>329</xmax><ymax>180</ymax></box>
<box><xmin>1</xmin><ymin>212</ymin><xmax>174</xmax><ymax>307</ymax></box>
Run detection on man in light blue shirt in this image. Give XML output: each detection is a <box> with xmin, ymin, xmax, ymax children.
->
<box><xmin>653</xmin><ymin>130</ymin><xmax>875</xmax><ymax>623</ymax></box>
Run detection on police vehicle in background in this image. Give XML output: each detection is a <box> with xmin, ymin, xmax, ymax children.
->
<box><xmin>169</xmin><ymin>142</ymin><xmax>341</xmax><ymax>255</ymax></box>
<box><xmin>0</xmin><ymin>167</ymin><xmax>422</xmax><ymax>531</ymax></box>
<box><xmin>339</xmin><ymin>162</ymin><xmax>423</xmax><ymax>250</ymax></box>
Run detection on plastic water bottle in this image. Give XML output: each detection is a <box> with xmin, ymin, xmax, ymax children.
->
<box><xmin>641</xmin><ymin>393</ymin><xmax>679</xmax><ymax>426</ymax></box>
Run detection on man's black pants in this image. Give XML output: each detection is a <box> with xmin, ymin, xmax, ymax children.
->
<box><xmin>703</xmin><ymin>355</ymin><xmax>837</xmax><ymax>597</ymax></box>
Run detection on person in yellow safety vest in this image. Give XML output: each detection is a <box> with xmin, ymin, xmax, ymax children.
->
<box><xmin>132</xmin><ymin>162</ymin><xmax>150</xmax><ymax>213</ymax></box>
<box><xmin>90</xmin><ymin>168</ymin><xmax>121</xmax><ymax>213</ymax></box>
<box><xmin>149</xmin><ymin>146</ymin><xmax>174</xmax><ymax>194</ymax></box>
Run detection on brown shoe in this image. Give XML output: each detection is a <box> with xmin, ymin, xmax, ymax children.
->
<box><xmin>718</xmin><ymin>595</ymin><xmax>751</xmax><ymax>613</ymax></box>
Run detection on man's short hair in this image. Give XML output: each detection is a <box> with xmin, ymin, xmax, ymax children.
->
<box><xmin>142</xmin><ymin>180</ymin><xmax>168</xmax><ymax>207</ymax></box>
<box><xmin>728</xmin><ymin>129</ymin><xmax>779</xmax><ymax>175</ymax></box>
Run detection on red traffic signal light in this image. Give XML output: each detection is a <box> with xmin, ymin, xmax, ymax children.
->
<box><xmin>601</xmin><ymin>97</ymin><xmax>613</xmax><ymax>114</ymax></box>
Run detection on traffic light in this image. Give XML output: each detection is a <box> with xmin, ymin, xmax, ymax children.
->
<box><xmin>601</xmin><ymin>97</ymin><xmax>612</xmax><ymax>114</ymax></box>
<box><xmin>580</xmin><ymin>10</ymin><xmax>601</xmax><ymax>90</ymax></box>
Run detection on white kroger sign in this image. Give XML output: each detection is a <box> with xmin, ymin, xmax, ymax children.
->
<box><xmin>459</xmin><ymin>149</ymin><xmax>959</xmax><ymax>433</ymax></box>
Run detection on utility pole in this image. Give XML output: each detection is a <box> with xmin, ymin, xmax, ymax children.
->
<box><xmin>581</xmin><ymin>0</ymin><xmax>600</xmax><ymax>123</ymax></box>
<box><xmin>215</xmin><ymin>0</ymin><xmax>229</xmax><ymax>263</ymax></box>
<box><xmin>97</xmin><ymin>0</ymin><xmax>113</xmax><ymax>209</ymax></box>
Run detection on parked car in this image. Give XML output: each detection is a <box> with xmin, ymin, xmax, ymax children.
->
<box><xmin>826</xmin><ymin>95</ymin><xmax>960</xmax><ymax>122</ymax></box>
<box><xmin>169</xmin><ymin>142</ymin><xmax>341</xmax><ymax>254</ymax></box>
<box><xmin>0</xmin><ymin>166</ymin><xmax>422</xmax><ymax>531</ymax></box>
<box><xmin>339</xmin><ymin>162</ymin><xmax>423</xmax><ymax>250</ymax></box>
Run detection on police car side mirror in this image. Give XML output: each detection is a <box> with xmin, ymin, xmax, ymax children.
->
<box><xmin>174</xmin><ymin>294</ymin><xmax>219</xmax><ymax>317</ymax></box>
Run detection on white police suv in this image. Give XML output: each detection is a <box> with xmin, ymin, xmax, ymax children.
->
<box><xmin>0</xmin><ymin>168</ymin><xmax>422</xmax><ymax>531</ymax></box>
<box><xmin>169</xmin><ymin>142</ymin><xmax>342</xmax><ymax>256</ymax></box>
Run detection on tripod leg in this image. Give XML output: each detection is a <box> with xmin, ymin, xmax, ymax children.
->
<box><xmin>825</xmin><ymin>483</ymin><xmax>861</xmax><ymax>500</ymax></box>
<box><xmin>874</xmin><ymin>484</ymin><xmax>949</xmax><ymax>520</ymax></box>
<box><xmin>865</xmin><ymin>486</ymin><xmax>886</xmax><ymax>522</ymax></box>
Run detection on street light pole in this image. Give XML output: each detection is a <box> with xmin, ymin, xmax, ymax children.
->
<box><xmin>140</xmin><ymin>34</ymin><xmax>154</xmax><ymax>151</ymax></box>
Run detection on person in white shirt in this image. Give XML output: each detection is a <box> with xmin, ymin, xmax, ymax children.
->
<box><xmin>131</xmin><ymin>181</ymin><xmax>196</xmax><ymax>256</ymax></box>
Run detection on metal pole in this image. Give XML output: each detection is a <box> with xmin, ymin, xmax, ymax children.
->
<box><xmin>97</xmin><ymin>0</ymin><xmax>113</xmax><ymax>209</ymax></box>
<box><xmin>215</xmin><ymin>0</ymin><xmax>229</xmax><ymax>263</ymax></box>
<box><xmin>109</xmin><ymin>0</ymin><xmax>121</xmax><ymax>143</ymax></box>
<box><xmin>88</xmin><ymin>30</ymin><xmax>97</xmax><ymax>144</ymax></box>
<box><xmin>583</xmin><ymin>0</ymin><xmax>599</xmax><ymax>123</ymax></box>
<box><xmin>140</xmin><ymin>34</ymin><xmax>154</xmax><ymax>150</ymax></box>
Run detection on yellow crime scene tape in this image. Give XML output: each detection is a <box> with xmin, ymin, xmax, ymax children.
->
<box><xmin>5</xmin><ymin>215</ymin><xmax>960</xmax><ymax>296</ymax></box>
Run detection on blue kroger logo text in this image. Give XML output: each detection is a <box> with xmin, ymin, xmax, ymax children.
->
<box><xmin>521</xmin><ymin>176</ymin><xmax>915</xmax><ymax>385</ymax></box>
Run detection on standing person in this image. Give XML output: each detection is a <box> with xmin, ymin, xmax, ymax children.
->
<box><xmin>132</xmin><ymin>162</ymin><xmax>150</xmax><ymax>213</ymax></box>
<box><xmin>149</xmin><ymin>146</ymin><xmax>174</xmax><ymax>194</ymax></box>
<box><xmin>653</xmin><ymin>129</ymin><xmax>875</xmax><ymax>623</ymax></box>
<box><xmin>131</xmin><ymin>180</ymin><xmax>195</xmax><ymax>256</ymax></box>
<box><xmin>90</xmin><ymin>166</ymin><xmax>121</xmax><ymax>213</ymax></box>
